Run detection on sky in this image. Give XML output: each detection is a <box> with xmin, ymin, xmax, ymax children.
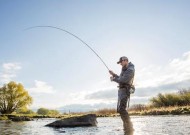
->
<box><xmin>0</xmin><ymin>0</ymin><xmax>190</xmax><ymax>112</ymax></box>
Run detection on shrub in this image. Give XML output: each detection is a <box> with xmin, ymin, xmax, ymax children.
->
<box><xmin>150</xmin><ymin>88</ymin><xmax>190</xmax><ymax>107</ymax></box>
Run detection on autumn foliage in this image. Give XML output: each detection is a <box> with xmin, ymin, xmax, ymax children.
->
<box><xmin>0</xmin><ymin>81</ymin><xmax>32</xmax><ymax>114</ymax></box>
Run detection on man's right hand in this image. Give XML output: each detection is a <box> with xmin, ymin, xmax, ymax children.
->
<box><xmin>109</xmin><ymin>70</ymin><xmax>115</xmax><ymax>76</ymax></box>
<box><xmin>110</xmin><ymin>76</ymin><xmax>114</xmax><ymax>81</ymax></box>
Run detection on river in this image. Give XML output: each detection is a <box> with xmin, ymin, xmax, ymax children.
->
<box><xmin>0</xmin><ymin>115</ymin><xmax>190</xmax><ymax>135</ymax></box>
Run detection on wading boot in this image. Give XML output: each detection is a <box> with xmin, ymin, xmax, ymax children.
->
<box><xmin>121</xmin><ymin>115</ymin><xmax>134</xmax><ymax>135</ymax></box>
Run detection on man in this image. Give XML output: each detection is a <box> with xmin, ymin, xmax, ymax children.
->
<box><xmin>109</xmin><ymin>56</ymin><xmax>135</xmax><ymax>134</ymax></box>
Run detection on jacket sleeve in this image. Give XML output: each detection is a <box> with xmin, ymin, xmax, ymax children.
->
<box><xmin>113</xmin><ymin>69</ymin><xmax>134</xmax><ymax>84</ymax></box>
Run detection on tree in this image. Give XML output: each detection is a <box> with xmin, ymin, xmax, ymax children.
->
<box><xmin>0</xmin><ymin>81</ymin><xmax>33</xmax><ymax>114</ymax></box>
<box><xmin>37</xmin><ymin>108</ymin><xmax>60</xmax><ymax>115</ymax></box>
<box><xmin>37</xmin><ymin>108</ymin><xmax>49</xmax><ymax>115</ymax></box>
<box><xmin>48</xmin><ymin>110</ymin><xmax>60</xmax><ymax>115</ymax></box>
<box><xmin>16</xmin><ymin>106</ymin><xmax>36</xmax><ymax>114</ymax></box>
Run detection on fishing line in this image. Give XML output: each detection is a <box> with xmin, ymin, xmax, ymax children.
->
<box><xmin>24</xmin><ymin>26</ymin><xmax>110</xmax><ymax>71</ymax></box>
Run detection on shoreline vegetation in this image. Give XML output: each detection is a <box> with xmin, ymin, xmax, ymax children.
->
<box><xmin>1</xmin><ymin>88</ymin><xmax>190</xmax><ymax>121</ymax></box>
<box><xmin>0</xmin><ymin>105</ymin><xmax>190</xmax><ymax>121</ymax></box>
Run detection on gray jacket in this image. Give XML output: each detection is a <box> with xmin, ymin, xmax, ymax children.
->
<box><xmin>113</xmin><ymin>62</ymin><xmax>135</xmax><ymax>87</ymax></box>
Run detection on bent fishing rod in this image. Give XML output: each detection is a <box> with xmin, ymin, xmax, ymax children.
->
<box><xmin>24</xmin><ymin>26</ymin><xmax>110</xmax><ymax>71</ymax></box>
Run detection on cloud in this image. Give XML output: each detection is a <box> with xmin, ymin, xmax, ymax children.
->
<box><xmin>30</xmin><ymin>51</ymin><xmax>190</xmax><ymax>110</ymax></box>
<box><xmin>84</xmin><ymin>51</ymin><xmax>190</xmax><ymax>104</ymax></box>
<box><xmin>28</xmin><ymin>51</ymin><xmax>190</xmax><ymax>111</ymax></box>
<box><xmin>136</xmin><ymin>51</ymin><xmax>190</xmax><ymax>88</ymax></box>
<box><xmin>135</xmin><ymin>79</ymin><xmax>190</xmax><ymax>97</ymax></box>
<box><xmin>28</xmin><ymin>80</ymin><xmax>55</xmax><ymax>94</ymax></box>
<box><xmin>85</xmin><ymin>88</ymin><xmax>117</xmax><ymax>101</ymax></box>
<box><xmin>3</xmin><ymin>63</ymin><xmax>22</xmax><ymax>71</ymax></box>
<box><xmin>84</xmin><ymin>78</ymin><xmax>190</xmax><ymax>105</ymax></box>
<box><xmin>0</xmin><ymin>62</ymin><xmax>22</xmax><ymax>83</ymax></box>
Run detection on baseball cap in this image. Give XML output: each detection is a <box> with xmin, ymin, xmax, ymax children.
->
<box><xmin>117</xmin><ymin>56</ymin><xmax>128</xmax><ymax>64</ymax></box>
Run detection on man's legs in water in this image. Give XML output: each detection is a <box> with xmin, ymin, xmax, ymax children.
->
<box><xmin>117</xmin><ymin>90</ymin><xmax>134</xmax><ymax>133</ymax></box>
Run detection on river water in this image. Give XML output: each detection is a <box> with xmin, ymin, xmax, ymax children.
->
<box><xmin>0</xmin><ymin>115</ymin><xmax>190</xmax><ymax>135</ymax></box>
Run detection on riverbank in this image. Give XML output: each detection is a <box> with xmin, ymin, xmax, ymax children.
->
<box><xmin>129</xmin><ymin>105</ymin><xmax>190</xmax><ymax>115</ymax></box>
<box><xmin>0</xmin><ymin>114</ymin><xmax>60</xmax><ymax>121</ymax></box>
<box><xmin>88</xmin><ymin>105</ymin><xmax>190</xmax><ymax>117</ymax></box>
<box><xmin>0</xmin><ymin>106</ymin><xmax>190</xmax><ymax>121</ymax></box>
<box><xmin>84</xmin><ymin>106</ymin><xmax>190</xmax><ymax>117</ymax></box>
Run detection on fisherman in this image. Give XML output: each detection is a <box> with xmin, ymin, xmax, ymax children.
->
<box><xmin>109</xmin><ymin>56</ymin><xmax>135</xmax><ymax>134</ymax></box>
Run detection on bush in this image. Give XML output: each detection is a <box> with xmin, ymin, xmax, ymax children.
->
<box><xmin>37</xmin><ymin>108</ymin><xmax>49</xmax><ymax>115</ymax></box>
<box><xmin>37</xmin><ymin>108</ymin><xmax>60</xmax><ymax>115</ymax></box>
<box><xmin>150</xmin><ymin>89</ymin><xmax>190</xmax><ymax>107</ymax></box>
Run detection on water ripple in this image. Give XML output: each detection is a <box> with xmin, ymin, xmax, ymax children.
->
<box><xmin>0</xmin><ymin>116</ymin><xmax>190</xmax><ymax>135</ymax></box>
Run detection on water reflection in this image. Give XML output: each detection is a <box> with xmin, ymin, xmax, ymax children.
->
<box><xmin>0</xmin><ymin>120</ymin><xmax>23</xmax><ymax>135</ymax></box>
<box><xmin>0</xmin><ymin>116</ymin><xmax>190</xmax><ymax>135</ymax></box>
<box><xmin>123</xmin><ymin>116</ymin><xmax>134</xmax><ymax>135</ymax></box>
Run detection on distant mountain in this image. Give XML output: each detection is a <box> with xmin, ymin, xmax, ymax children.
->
<box><xmin>58</xmin><ymin>103</ymin><xmax>116</xmax><ymax>113</ymax></box>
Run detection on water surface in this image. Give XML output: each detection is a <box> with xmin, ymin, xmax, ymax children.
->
<box><xmin>0</xmin><ymin>115</ymin><xmax>190</xmax><ymax>135</ymax></box>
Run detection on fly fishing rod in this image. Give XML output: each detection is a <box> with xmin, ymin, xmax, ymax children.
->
<box><xmin>24</xmin><ymin>26</ymin><xmax>110</xmax><ymax>71</ymax></box>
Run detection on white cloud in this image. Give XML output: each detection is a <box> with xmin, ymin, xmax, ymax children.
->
<box><xmin>31</xmin><ymin>51</ymin><xmax>190</xmax><ymax>110</ymax></box>
<box><xmin>3</xmin><ymin>63</ymin><xmax>22</xmax><ymax>71</ymax></box>
<box><xmin>0</xmin><ymin>62</ymin><xmax>22</xmax><ymax>83</ymax></box>
<box><xmin>85</xmin><ymin>88</ymin><xmax>117</xmax><ymax>101</ymax></box>
<box><xmin>28</xmin><ymin>80</ymin><xmax>55</xmax><ymax>94</ymax></box>
<box><xmin>80</xmin><ymin>51</ymin><xmax>190</xmax><ymax>105</ymax></box>
<box><xmin>136</xmin><ymin>51</ymin><xmax>190</xmax><ymax>88</ymax></box>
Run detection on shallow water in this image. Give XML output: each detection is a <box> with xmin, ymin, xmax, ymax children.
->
<box><xmin>0</xmin><ymin>115</ymin><xmax>190</xmax><ymax>135</ymax></box>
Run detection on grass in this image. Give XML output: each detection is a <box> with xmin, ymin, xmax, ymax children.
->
<box><xmin>89</xmin><ymin>108</ymin><xmax>118</xmax><ymax>117</ymax></box>
<box><xmin>129</xmin><ymin>105</ymin><xmax>190</xmax><ymax>115</ymax></box>
<box><xmin>0</xmin><ymin>115</ymin><xmax>8</xmax><ymax>120</ymax></box>
<box><xmin>88</xmin><ymin>106</ymin><xmax>190</xmax><ymax>116</ymax></box>
<box><xmin>0</xmin><ymin>113</ymin><xmax>62</xmax><ymax>121</ymax></box>
<box><xmin>68</xmin><ymin>106</ymin><xmax>190</xmax><ymax>117</ymax></box>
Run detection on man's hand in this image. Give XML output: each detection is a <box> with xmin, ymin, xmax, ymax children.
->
<box><xmin>109</xmin><ymin>70</ymin><xmax>115</xmax><ymax>76</ymax></box>
<box><xmin>110</xmin><ymin>76</ymin><xmax>114</xmax><ymax>81</ymax></box>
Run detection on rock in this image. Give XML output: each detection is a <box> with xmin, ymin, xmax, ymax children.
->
<box><xmin>9</xmin><ymin>116</ymin><xmax>33</xmax><ymax>122</ymax></box>
<box><xmin>59</xmin><ymin>131</ymin><xmax>66</xmax><ymax>133</ymax></box>
<box><xmin>46</xmin><ymin>114</ymin><xmax>97</xmax><ymax>128</ymax></box>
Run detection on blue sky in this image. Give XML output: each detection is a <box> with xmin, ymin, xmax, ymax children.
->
<box><xmin>0</xmin><ymin>0</ymin><xmax>190</xmax><ymax>111</ymax></box>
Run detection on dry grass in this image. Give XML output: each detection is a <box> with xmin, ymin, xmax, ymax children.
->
<box><xmin>89</xmin><ymin>108</ymin><xmax>117</xmax><ymax>117</ymax></box>
<box><xmin>129</xmin><ymin>105</ymin><xmax>190</xmax><ymax>115</ymax></box>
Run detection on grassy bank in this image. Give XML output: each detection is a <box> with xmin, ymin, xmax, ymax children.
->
<box><xmin>88</xmin><ymin>106</ymin><xmax>190</xmax><ymax>116</ymax></box>
<box><xmin>62</xmin><ymin>105</ymin><xmax>190</xmax><ymax>117</ymax></box>
<box><xmin>0</xmin><ymin>115</ymin><xmax>8</xmax><ymax>120</ymax></box>
<box><xmin>1</xmin><ymin>105</ymin><xmax>190</xmax><ymax>121</ymax></box>
<box><xmin>129</xmin><ymin>106</ymin><xmax>190</xmax><ymax>115</ymax></box>
<box><xmin>0</xmin><ymin>114</ymin><xmax>62</xmax><ymax>121</ymax></box>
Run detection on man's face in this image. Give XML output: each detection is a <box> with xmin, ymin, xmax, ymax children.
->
<box><xmin>120</xmin><ymin>60</ymin><xmax>128</xmax><ymax>67</ymax></box>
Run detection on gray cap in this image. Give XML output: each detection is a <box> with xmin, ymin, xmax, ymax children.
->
<box><xmin>117</xmin><ymin>56</ymin><xmax>128</xmax><ymax>64</ymax></box>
